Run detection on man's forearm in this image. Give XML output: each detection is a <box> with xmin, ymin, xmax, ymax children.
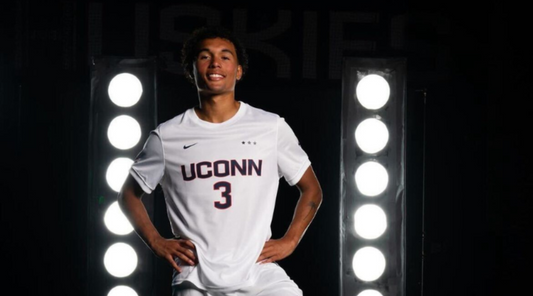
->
<box><xmin>118</xmin><ymin>188</ymin><xmax>162</xmax><ymax>250</ymax></box>
<box><xmin>283</xmin><ymin>185</ymin><xmax>322</xmax><ymax>246</ymax></box>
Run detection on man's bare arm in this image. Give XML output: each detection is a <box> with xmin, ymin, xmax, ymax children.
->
<box><xmin>257</xmin><ymin>165</ymin><xmax>323</xmax><ymax>263</ymax></box>
<box><xmin>117</xmin><ymin>174</ymin><xmax>197</xmax><ymax>272</ymax></box>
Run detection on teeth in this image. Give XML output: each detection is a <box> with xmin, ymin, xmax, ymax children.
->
<box><xmin>209</xmin><ymin>74</ymin><xmax>223</xmax><ymax>78</ymax></box>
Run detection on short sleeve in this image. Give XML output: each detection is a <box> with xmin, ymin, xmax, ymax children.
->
<box><xmin>129</xmin><ymin>131</ymin><xmax>165</xmax><ymax>194</ymax></box>
<box><xmin>277</xmin><ymin>118</ymin><xmax>311</xmax><ymax>186</ymax></box>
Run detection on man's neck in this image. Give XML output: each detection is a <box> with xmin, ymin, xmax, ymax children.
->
<box><xmin>195</xmin><ymin>95</ymin><xmax>241</xmax><ymax>123</ymax></box>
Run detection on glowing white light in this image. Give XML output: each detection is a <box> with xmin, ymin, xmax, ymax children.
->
<box><xmin>355</xmin><ymin>161</ymin><xmax>388</xmax><ymax>197</ymax></box>
<box><xmin>104</xmin><ymin>201</ymin><xmax>134</xmax><ymax>235</ymax></box>
<box><xmin>108</xmin><ymin>115</ymin><xmax>142</xmax><ymax>150</ymax></box>
<box><xmin>108</xmin><ymin>286</ymin><xmax>138</xmax><ymax>296</ymax></box>
<box><xmin>355</xmin><ymin>118</ymin><xmax>389</xmax><ymax>154</ymax></box>
<box><xmin>352</xmin><ymin>246</ymin><xmax>386</xmax><ymax>281</ymax></box>
<box><xmin>108</xmin><ymin>73</ymin><xmax>143</xmax><ymax>107</ymax></box>
<box><xmin>354</xmin><ymin>204</ymin><xmax>387</xmax><ymax>239</ymax></box>
<box><xmin>356</xmin><ymin>74</ymin><xmax>390</xmax><ymax>110</ymax></box>
<box><xmin>104</xmin><ymin>243</ymin><xmax>138</xmax><ymax>277</ymax></box>
<box><xmin>106</xmin><ymin>158</ymin><xmax>134</xmax><ymax>192</ymax></box>
<box><xmin>357</xmin><ymin>289</ymin><xmax>383</xmax><ymax>296</ymax></box>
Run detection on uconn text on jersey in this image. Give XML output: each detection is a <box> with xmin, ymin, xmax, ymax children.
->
<box><xmin>181</xmin><ymin>159</ymin><xmax>263</xmax><ymax>181</ymax></box>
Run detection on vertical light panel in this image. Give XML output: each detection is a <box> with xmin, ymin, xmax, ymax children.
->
<box><xmin>340</xmin><ymin>58</ymin><xmax>406</xmax><ymax>296</ymax></box>
<box><xmin>88</xmin><ymin>56</ymin><xmax>158</xmax><ymax>296</ymax></box>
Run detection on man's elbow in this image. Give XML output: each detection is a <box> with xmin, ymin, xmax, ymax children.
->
<box><xmin>315</xmin><ymin>187</ymin><xmax>323</xmax><ymax>208</ymax></box>
<box><xmin>306</xmin><ymin>183</ymin><xmax>322</xmax><ymax>209</ymax></box>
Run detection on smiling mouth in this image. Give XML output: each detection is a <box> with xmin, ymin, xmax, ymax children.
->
<box><xmin>207</xmin><ymin>73</ymin><xmax>224</xmax><ymax>79</ymax></box>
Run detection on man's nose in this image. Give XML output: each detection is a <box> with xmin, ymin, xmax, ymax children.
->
<box><xmin>209</xmin><ymin>57</ymin><xmax>221</xmax><ymax>68</ymax></box>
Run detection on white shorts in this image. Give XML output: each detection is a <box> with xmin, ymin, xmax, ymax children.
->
<box><xmin>172</xmin><ymin>263</ymin><xmax>303</xmax><ymax>296</ymax></box>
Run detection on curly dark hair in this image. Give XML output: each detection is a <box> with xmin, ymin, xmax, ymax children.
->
<box><xmin>181</xmin><ymin>26</ymin><xmax>249</xmax><ymax>85</ymax></box>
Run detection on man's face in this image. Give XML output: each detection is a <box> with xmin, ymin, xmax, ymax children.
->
<box><xmin>193</xmin><ymin>37</ymin><xmax>243</xmax><ymax>96</ymax></box>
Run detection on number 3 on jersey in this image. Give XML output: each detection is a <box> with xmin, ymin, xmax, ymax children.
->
<box><xmin>213</xmin><ymin>181</ymin><xmax>232</xmax><ymax>209</ymax></box>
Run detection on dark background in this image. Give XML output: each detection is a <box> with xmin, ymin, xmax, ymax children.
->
<box><xmin>1</xmin><ymin>1</ymin><xmax>530</xmax><ymax>295</ymax></box>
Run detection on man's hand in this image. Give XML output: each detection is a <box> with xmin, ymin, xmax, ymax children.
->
<box><xmin>257</xmin><ymin>237</ymin><xmax>297</xmax><ymax>264</ymax></box>
<box><xmin>150</xmin><ymin>237</ymin><xmax>197</xmax><ymax>273</ymax></box>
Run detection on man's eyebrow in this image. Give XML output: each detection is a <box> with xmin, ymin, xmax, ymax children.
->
<box><xmin>197</xmin><ymin>48</ymin><xmax>236</xmax><ymax>56</ymax></box>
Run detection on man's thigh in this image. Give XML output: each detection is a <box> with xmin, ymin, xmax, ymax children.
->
<box><xmin>172</xmin><ymin>263</ymin><xmax>302</xmax><ymax>296</ymax></box>
<box><xmin>172</xmin><ymin>281</ymin><xmax>208</xmax><ymax>296</ymax></box>
<box><xmin>246</xmin><ymin>263</ymin><xmax>302</xmax><ymax>296</ymax></box>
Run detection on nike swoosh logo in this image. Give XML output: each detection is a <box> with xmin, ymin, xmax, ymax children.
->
<box><xmin>183</xmin><ymin>143</ymin><xmax>198</xmax><ymax>149</ymax></box>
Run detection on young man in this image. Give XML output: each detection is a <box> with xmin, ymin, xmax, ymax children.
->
<box><xmin>118</xmin><ymin>26</ymin><xmax>322</xmax><ymax>296</ymax></box>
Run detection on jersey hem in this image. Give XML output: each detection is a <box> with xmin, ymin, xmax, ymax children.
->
<box><xmin>172</xmin><ymin>279</ymin><xmax>255</xmax><ymax>293</ymax></box>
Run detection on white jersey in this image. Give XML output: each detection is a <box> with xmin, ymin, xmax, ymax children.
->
<box><xmin>129</xmin><ymin>101</ymin><xmax>311</xmax><ymax>292</ymax></box>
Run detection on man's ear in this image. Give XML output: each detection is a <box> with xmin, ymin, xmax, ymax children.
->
<box><xmin>236</xmin><ymin>65</ymin><xmax>243</xmax><ymax>80</ymax></box>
